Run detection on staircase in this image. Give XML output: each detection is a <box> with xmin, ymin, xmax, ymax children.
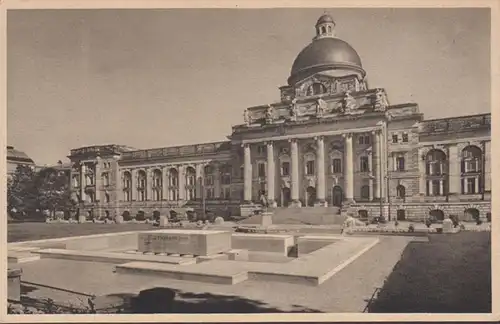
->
<box><xmin>238</xmin><ymin>207</ymin><xmax>347</xmax><ymax>226</ymax></box>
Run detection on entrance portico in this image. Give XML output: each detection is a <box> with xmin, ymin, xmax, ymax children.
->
<box><xmin>240</xmin><ymin>125</ymin><xmax>385</xmax><ymax>208</ymax></box>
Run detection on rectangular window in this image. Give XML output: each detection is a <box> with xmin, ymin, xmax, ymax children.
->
<box><xmin>221</xmin><ymin>174</ymin><xmax>231</xmax><ymax>185</ymax></box>
<box><xmin>365</xmin><ymin>135</ymin><xmax>371</xmax><ymax>144</ymax></box>
<box><xmin>467</xmin><ymin>178</ymin><xmax>475</xmax><ymax>194</ymax></box>
<box><xmin>205</xmin><ymin>176</ymin><xmax>213</xmax><ymax>186</ymax></box>
<box><xmin>258</xmin><ymin>163</ymin><xmax>266</xmax><ymax>177</ymax></box>
<box><xmin>223</xmin><ymin>187</ymin><xmax>231</xmax><ymax>199</ymax></box>
<box><xmin>396</xmin><ymin>157</ymin><xmax>405</xmax><ymax>171</ymax></box>
<box><xmin>332</xmin><ymin>159</ymin><xmax>342</xmax><ymax>173</ymax></box>
<box><xmin>392</xmin><ymin>134</ymin><xmax>398</xmax><ymax>143</ymax></box>
<box><xmin>257</xmin><ymin>145</ymin><xmax>266</xmax><ymax>155</ymax></box>
<box><xmin>358</xmin><ymin>136</ymin><xmax>364</xmax><ymax>145</ymax></box>
<box><xmin>432</xmin><ymin>180</ymin><xmax>440</xmax><ymax>196</ymax></box>
<box><xmin>306</xmin><ymin>160</ymin><xmax>315</xmax><ymax>175</ymax></box>
<box><xmin>360</xmin><ymin>156</ymin><xmax>369</xmax><ymax>172</ymax></box>
<box><xmin>281</xmin><ymin>162</ymin><xmax>290</xmax><ymax>176</ymax></box>
<box><xmin>402</xmin><ymin>133</ymin><xmax>409</xmax><ymax>143</ymax></box>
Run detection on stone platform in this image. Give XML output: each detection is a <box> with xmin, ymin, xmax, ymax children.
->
<box><xmin>138</xmin><ymin>230</ymin><xmax>232</xmax><ymax>256</ymax></box>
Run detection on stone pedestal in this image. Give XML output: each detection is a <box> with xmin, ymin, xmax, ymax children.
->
<box><xmin>442</xmin><ymin>218</ymin><xmax>454</xmax><ymax>233</ymax></box>
<box><xmin>260</xmin><ymin>212</ymin><xmax>273</xmax><ymax>227</ymax></box>
<box><xmin>8</xmin><ymin>268</ymin><xmax>22</xmax><ymax>302</ymax></box>
<box><xmin>115</xmin><ymin>215</ymin><xmax>124</xmax><ymax>224</ymax></box>
<box><xmin>159</xmin><ymin>216</ymin><xmax>169</xmax><ymax>227</ymax></box>
<box><xmin>78</xmin><ymin>215</ymin><xmax>87</xmax><ymax>224</ymax></box>
<box><xmin>138</xmin><ymin>230</ymin><xmax>232</xmax><ymax>256</ymax></box>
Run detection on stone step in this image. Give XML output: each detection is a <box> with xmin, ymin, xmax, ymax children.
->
<box><xmin>115</xmin><ymin>261</ymin><xmax>248</xmax><ymax>285</ymax></box>
<box><xmin>34</xmin><ymin>249</ymin><xmax>197</xmax><ymax>265</ymax></box>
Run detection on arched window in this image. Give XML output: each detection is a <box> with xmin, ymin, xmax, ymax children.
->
<box><xmin>461</xmin><ymin>146</ymin><xmax>482</xmax><ymax>195</ymax></box>
<box><xmin>168</xmin><ymin>168</ymin><xmax>178</xmax><ymax>187</ymax></box>
<box><xmin>307</xmin><ymin>83</ymin><xmax>327</xmax><ymax>96</ymax></box>
<box><xmin>102</xmin><ymin>172</ymin><xmax>110</xmax><ymax>186</ymax></box>
<box><xmin>185</xmin><ymin>167</ymin><xmax>196</xmax><ymax>201</ymax></box>
<box><xmin>396</xmin><ymin>185</ymin><xmax>406</xmax><ymax>198</ymax></box>
<box><xmin>360</xmin><ymin>185</ymin><xmax>370</xmax><ymax>200</ymax></box>
<box><xmin>137</xmin><ymin>170</ymin><xmax>146</xmax><ymax>201</ymax></box>
<box><xmin>123</xmin><ymin>171</ymin><xmax>132</xmax><ymax>202</ymax></box>
<box><xmin>426</xmin><ymin>149</ymin><xmax>447</xmax><ymax>176</ymax></box>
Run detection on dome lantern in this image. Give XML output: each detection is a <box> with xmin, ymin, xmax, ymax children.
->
<box><xmin>314</xmin><ymin>13</ymin><xmax>336</xmax><ymax>40</ymax></box>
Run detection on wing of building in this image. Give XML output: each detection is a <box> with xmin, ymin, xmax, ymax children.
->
<box><xmin>66</xmin><ymin>14</ymin><xmax>491</xmax><ymax>223</ymax></box>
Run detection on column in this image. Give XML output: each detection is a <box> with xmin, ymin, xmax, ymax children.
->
<box><xmin>474</xmin><ymin>177</ymin><xmax>479</xmax><ymax>194</ymax></box>
<box><xmin>79</xmin><ymin>163</ymin><xmax>86</xmax><ymax>202</ymax></box>
<box><xmin>178</xmin><ymin>165</ymin><xmax>185</xmax><ymax>200</ymax></box>
<box><xmin>463</xmin><ymin>178</ymin><xmax>468</xmax><ymax>194</ymax></box>
<box><xmin>130</xmin><ymin>169</ymin><xmax>136</xmax><ymax>201</ymax></box>
<box><xmin>266</xmin><ymin>141</ymin><xmax>276</xmax><ymax>204</ymax></box>
<box><xmin>343</xmin><ymin>133</ymin><xmax>354</xmax><ymax>202</ymax></box>
<box><xmin>448</xmin><ymin>145</ymin><xmax>460</xmax><ymax>194</ymax></box>
<box><xmin>243</xmin><ymin>144</ymin><xmax>252</xmax><ymax>202</ymax></box>
<box><xmin>484</xmin><ymin>141</ymin><xmax>491</xmax><ymax>192</ymax></box>
<box><xmin>316</xmin><ymin>136</ymin><xmax>326</xmax><ymax>204</ymax></box>
<box><xmin>439</xmin><ymin>180</ymin><xmax>444</xmax><ymax>196</ymax></box>
<box><xmin>372</xmin><ymin>131</ymin><xmax>381</xmax><ymax>199</ymax></box>
<box><xmin>195</xmin><ymin>164</ymin><xmax>203</xmax><ymax>199</ymax></box>
<box><xmin>214</xmin><ymin>164</ymin><xmax>221</xmax><ymax>198</ymax></box>
<box><xmin>290</xmin><ymin>139</ymin><xmax>301</xmax><ymax>205</ymax></box>
<box><xmin>368</xmin><ymin>152</ymin><xmax>374</xmax><ymax>201</ymax></box>
<box><xmin>146</xmin><ymin>168</ymin><xmax>153</xmax><ymax>200</ymax></box>
<box><xmin>162</xmin><ymin>167</ymin><xmax>169</xmax><ymax>200</ymax></box>
<box><xmin>95</xmin><ymin>159</ymin><xmax>101</xmax><ymax>192</ymax></box>
<box><xmin>418</xmin><ymin>148</ymin><xmax>426</xmax><ymax>195</ymax></box>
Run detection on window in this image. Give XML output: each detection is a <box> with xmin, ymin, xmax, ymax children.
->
<box><xmin>307</xmin><ymin>83</ymin><xmax>327</xmax><ymax>96</ymax></box>
<box><xmin>102</xmin><ymin>173</ymin><xmax>110</xmax><ymax>186</ymax></box>
<box><xmin>105</xmin><ymin>193</ymin><xmax>110</xmax><ymax>203</ymax></box>
<box><xmin>360</xmin><ymin>186</ymin><xmax>370</xmax><ymax>199</ymax></box>
<box><xmin>397</xmin><ymin>209</ymin><xmax>406</xmax><ymax>221</ymax></box>
<box><xmin>205</xmin><ymin>188</ymin><xmax>214</xmax><ymax>199</ymax></box>
<box><xmin>332</xmin><ymin>159</ymin><xmax>342</xmax><ymax>173</ymax></box>
<box><xmin>432</xmin><ymin>180</ymin><xmax>440</xmax><ymax>196</ymax></box>
<box><xmin>402</xmin><ymin>133</ymin><xmax>409</xmax><ymax>143</ymax></box>
<box><xmin>392</xmin><ymin>134</ymin><xmax>398</xmax><ymax>143</ymax></box>
<box><xmin>187</xmin><ymin>188</ymin><xmax>195</xmax><ymax>200</ymax></box>
<box><xmin>396</xmin><ymin>185</ymin><xmax>406</xmax><ymax>198</ymax></box>
<box><xmin>358</xmin><ymin>135</ymin><xmax>370</xmax><ymax>145</ymax></box>
<box><xmin>360</xmin><ymin>156</ymin><xmax>369</xmax><ymax>172</ymax></box>
<box><xmin>396</xmin><ymin>157</ymin><xmax>405</xmax><ymax>171</ymax></box>
<box><xmin>467</xmin><ymin>178</ymin><xmax>476</xmax><ymax>194</ymax></box>
<box><xmin>364</xmin><ymin>136</ymin><xmax>370</xmax><ymax>144</ymax></box>
<box><xmin>138</xmin><ymin>190</ymin><xmax>145</xmax><ymax>201</ymax></box>
<box><xmin>279</xmin><ymin>147</ymin><xmax>289</xmax><ymax>154</ymax></box>
<box><xmin>306</xmin><ymin>160</ymin><xmax>315</xmax><ymax>175</ymax></box>
<box><xmin>358</xmin><ymin>136</ymin><xmax>364</xmax><ymax>145</ymax></box>
<box><xmin>281</xmin><ymin>162</ymin><xmax>290</xmax><ymax>176</ymax></box>
<box><xmin>169</xmin><ymin>188</ymin><xmax>178</xmax><ymax>201</ymax></box>
<box><xmin>205</xmin><ymin>175</ymin><xmax>214</xmax><ymax>186</ymax></box>
<box><xmin>257</xmin><ymin>145</ymin><xmax>266</xmax><ymax>155</ymax></box>
<box><xmin>72</xmin><ymin>175</ymin><xmax>79</xmax><ymax>188</ymax></box>
<box><xmin>223</xmin><ymin>187</ymin><xmax>231</xmax><ymax>199</ymax></box>
<box><xmin>124</xmin><ymin>191</ymin><xmax>130</xmax><ymax>202</ymax></box>
<box><xmin>221</xmin><ymin>173</ymin><xmax>231</xmax><ymax>185</ymax></box>
<box><xmin>258</xmin><ymin>163</ymin><xmax>266</xmax><ymax>178</ymax></box>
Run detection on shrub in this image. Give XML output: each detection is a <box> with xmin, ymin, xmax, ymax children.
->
<box><xmin>425</xmin><ymin>219</ymin><xmax>432</xmax><ymax>228</ymax></box>
<box><xmin>408</xmin><ymin>223</ymin><xmax>415</xmax><ymax>233</ymax></box>
<box><xmin>476</xmin><ymin>219</ymin><xmax>483</xmax><ymax>225</ymax></box>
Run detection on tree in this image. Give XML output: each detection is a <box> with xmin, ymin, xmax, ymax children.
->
<box><xmin>35</xmin><ymin>168</ymin><xmax>77</xmax><ymax>219</ymax></box>
<box><xmin>7</xmin><ymin>165</ymin><xmax>39</xmax><ymax>219</ymax></box>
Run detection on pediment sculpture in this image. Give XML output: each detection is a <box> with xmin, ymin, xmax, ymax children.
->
<box><xmin>243</xmin><ymin>109</ymin><xmax>251</xmax><ymax>126</ymax></box>
<box><xmin>265</xmin><ymin>105</ymin><xmax>274</xmax><ymax>124</ymax></box>
<box><xmin>316</xmin><ymin>97</ymin><xmax>327</xmax><ymax>117</ymax></box>
<box><xmin>289</xmin><ymin>98</ymin><xmax>299</xmax><ymax>121</ymax></box>
<box><xmin>374</xmin><ymin>89</ymin><xmax>389</xmax><ymax>112</ymax></box>
<box><xmin>341</xmin><ymin>91</ymin><xmax>357</xmax><ymax>114</ymax></box>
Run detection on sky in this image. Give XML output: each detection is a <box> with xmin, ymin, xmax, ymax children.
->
<box><xmin>7</xmin><ymin>8</ymin><xmax>491</xmax><ymax>165</ymax></box>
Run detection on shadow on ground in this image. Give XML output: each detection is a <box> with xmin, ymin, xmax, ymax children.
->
<box><xmin>366</xmin><ymin>232</ymin><xmax>491</xmax><ymax>313</ymax></box>
<box><xmin>18</xmin><ymin>285</ymin><xmax>321</xmax><ymax>314</ymax></box>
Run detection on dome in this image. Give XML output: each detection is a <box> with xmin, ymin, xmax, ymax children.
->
<box><xmin>288</xmin><ymin>37</ymin><xmax>365</xmax><ymax>85</ymax></box>
<box><xmin>316</xmin><ymin>14</ymin><xmax>335</xmax><ymax>26</ymax></box>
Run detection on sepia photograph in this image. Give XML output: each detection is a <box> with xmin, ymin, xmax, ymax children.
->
<box><xmin>3</xmin><ymin>1</ymin><xmax>497</xmax><ymax>321</ymax></box>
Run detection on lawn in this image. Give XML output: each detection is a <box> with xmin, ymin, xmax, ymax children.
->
<box><xmin>8</xmin><ymin>223</ymin><xmax>156</xmax><ymax>243</ymax></box>
<box><xmin>368</xmin><ymin>231</ymin><xmax>491</xmax><ymax>313</ymax></box>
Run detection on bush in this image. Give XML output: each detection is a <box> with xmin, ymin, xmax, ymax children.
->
<box><xmin>449</xmin><ymin>215</ymin><xmax>460</xmax><ymax>228</ymax></box>
<box><xmin>425</xmin><ymin>219</ymin><xmax>432</xmax><ymax>228</ymax></box>
<box><xmin>408</xmin><ymin>224</ymin><xmax>415</xmax><ymax>233</ymax></box>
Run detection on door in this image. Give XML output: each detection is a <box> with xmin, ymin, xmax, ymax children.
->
<box><xmin>332</xmin><ymin>186</ymin><xmax>343</xmax><ymax>207</ymax></box>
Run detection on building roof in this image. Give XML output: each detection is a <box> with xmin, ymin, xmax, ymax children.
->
<box><xmin>316</xmin><ymin>13</ymin><xmax>335</xmax><ymax>26</ymax></box>
<box><xmin>6</xmin><ymin>146</ymin><xmax>35</xmax><ymax>164</ymax></box>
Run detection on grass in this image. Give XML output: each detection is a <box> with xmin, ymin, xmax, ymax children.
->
<box><xmin>8</xmin><ymin>223</ymin><xmax>156</xmax><ymax>243</ymax></box>
<box><xmin>368</xmin><ymin>231</ymin><xmax>491</xmax><ymax>313</ymax></box>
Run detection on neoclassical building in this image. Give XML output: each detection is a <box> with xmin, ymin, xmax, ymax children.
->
<box><xmin>67</xmin><ymin>14</ymin><xmax>491</xmax><ymax>222</ymax></box>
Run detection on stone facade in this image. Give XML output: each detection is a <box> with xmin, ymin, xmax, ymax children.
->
<box><xmin>67</xmin><ymin>15</ymin><xmax>491</xmax><ymax>223</ymax></box>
